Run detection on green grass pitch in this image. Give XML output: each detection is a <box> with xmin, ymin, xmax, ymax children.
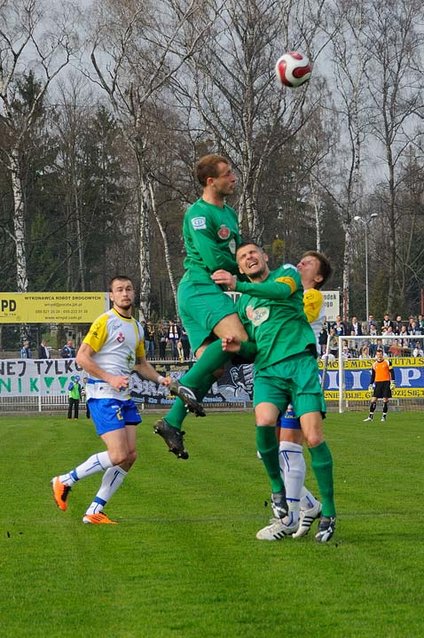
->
<box><xmin>0</xmin><ymin>410</ymin><xmax>423</xmax><ymax>637</ymax></box>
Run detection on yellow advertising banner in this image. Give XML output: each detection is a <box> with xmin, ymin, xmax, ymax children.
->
<box><xmin>0</xmin><ymin>292</ymin><xmax>109</xmax><ymax>324</ymax></box>
<box><xmin>324</xmin><ymin>388</ymin><xmax>424</xmax><ymax>401</ymax></box>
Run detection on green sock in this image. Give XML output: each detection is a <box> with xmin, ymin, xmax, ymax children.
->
<box><xmin>164</xmin><ymin>339</ymin><xmax>255</xmax><ymax>430</ymax></box>
<box><xmin>256</xmin><ymin>425</ymin><xmax>284</xmax><ymax>494</ymax></box>
<box><xmin>180</xmin><ymin>340</ymin><xmax>231</xmax><ymax>387</ymax></box>
<box><xmin>309</xmin><ymin>441</ymin><xmax>336</xmax><ymax>517</ymax></box>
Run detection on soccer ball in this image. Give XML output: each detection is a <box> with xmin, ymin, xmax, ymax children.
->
<box><xmin>275</xmin><ymin>51</ymin><xmax>312</xmax><ymax>88</ymax></box>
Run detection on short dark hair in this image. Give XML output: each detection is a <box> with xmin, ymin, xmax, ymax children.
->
<box><xmin>376</xmin><ymin>347</ymin><xmax>384</xmax><ymax>352</ymax></box>
<box><xmin>109</xmin><ymin>276</ymin><xmax>134</xmax><ymax>292</ymax></box>
<box><xmin>300</xmin><ymin>251</ymin><xmax>333</xmax><ymax>289</ymax></box>
<box><xmin>236</xmin><ymin>240</ymin><xmax>262</xmax><ymax>253</ymax></box>
<box><xmin>196</xmin><ymin>154</ymin><xmax>231</xmax><ymax>187</ymax></box>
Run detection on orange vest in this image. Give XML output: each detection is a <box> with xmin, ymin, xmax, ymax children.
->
<box><xmin>372</xmin><ymin>359</ymin><xmax>392</xmax><ymax>382</ymax></box>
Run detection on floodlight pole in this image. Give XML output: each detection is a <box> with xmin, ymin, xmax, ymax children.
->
<box><xmin>353</xmin><ymin>213</ymin><xmax>378</xmax><ymax>321</ymax></box>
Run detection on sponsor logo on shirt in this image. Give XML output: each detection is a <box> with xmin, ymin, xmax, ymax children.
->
<box><xmin>217</xmin><ymin>225</ymin><xmax>230</xmax><ymax>240</ymax></box>
<box><xmin>246</xmin><ymin>305</ymin><xmax>269</xmax><ymax>326</ymax></box>
<box><xmin>191</xmin><ymin>216</ymin><xmax>207</xmax><ymax>230</ymax></box>
<box><xmin>111</xmin><ymin>320</ymin><xmax>122</xmax><ymax>331</ymax></box>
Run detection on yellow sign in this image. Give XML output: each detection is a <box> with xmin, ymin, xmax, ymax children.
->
<box><xmin>319</xmin><ymin>357</ymin><xmax>424</xmax><ymax>370</ymax></box>
<box><xmin>324</xmin><ymin>388</ymin><xmax>424</xmax><ymax>401</ymax></box>
<box><xmin>0</xmin><ymin>293</ymin><xmax>109</xmax><ymax>324</ymax></box>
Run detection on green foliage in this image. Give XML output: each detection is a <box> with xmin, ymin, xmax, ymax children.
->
<box><xmin>0</xmin><ymin>411</ymin><xmax>423</xmax><ymax>637</ymax></box>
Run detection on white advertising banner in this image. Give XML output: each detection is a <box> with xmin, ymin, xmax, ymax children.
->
<box><xmin>322</xmin><ymin>291</ymin><xmax>340</xmax><ymax>323</ymax></box>
<box><xmin>0</xmin><ymin>358</ymin><xmax>82</xmax><ymax>397</ymax></box>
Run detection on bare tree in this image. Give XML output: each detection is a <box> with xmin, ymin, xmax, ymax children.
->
<box><xmin>173</xmin><ymin>0</ymin><xmax>330</xmax><ymax>242</ymax></box>
<box><xmin>365</xmin><ymin>0</ymin><xmax>423</xmax><ymax>313</ymax></box>
<box><xmin>85</xmin><ymin>0</ymin><xmax>218</xmax><ymax>319</ymax></box>
<box><xmin>0</xmin><ymin>0</ymin><xmax>74</xmax><ymax>294</ymax></box>
<box><xmin>318</xmin><ymin>0</ymin><xmax>371</xmax><ymax>320</ymax></box>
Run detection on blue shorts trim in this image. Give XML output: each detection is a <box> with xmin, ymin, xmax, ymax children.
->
<box><xmin>87</xmin><ymin>398</ymin><xmax>142</xmax><ymax>436</ymax></box>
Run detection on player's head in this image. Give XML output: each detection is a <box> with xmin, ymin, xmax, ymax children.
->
<box><xmin>196</xmin><ymin>154</ymin><xmax>236</xmax><ymax>196</ymax></box>
<box><xmin>376</xmin><ymin>347</ymin><xmax>384</xmax><ymax>360</ymax></box>
<box><xmin>109</xmin><ymin>276</ymin><xmax>135</xmax><ymax>312</ymax></box>
<box><xmin>297</xmin><ymin>251</ymin><xmax>332</xmax><ymax>290</ymax></box>
<box><xmin>236</xmin><ymin>241</ymin><xmax>269</xmax><ymax>281</ymax></box>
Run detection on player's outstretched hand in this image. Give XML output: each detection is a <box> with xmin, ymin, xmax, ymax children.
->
<box><xmin>222</xmin><ymin>336</ymin><xmax>241</xmax><ymax>353</ymax></box>
<box><xmin>211</xmin><ymin>270</ymin><xmax>237</xmax><ymax>291</ymax></box>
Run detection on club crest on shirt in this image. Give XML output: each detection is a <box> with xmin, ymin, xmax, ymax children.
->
<box><xmin>246</xmin><ymin>305</ymin><xmax>269</xmax><ymax>326</ymax></box>
<box><xmin>191</xmin><ymin>216</ymin><xmax>207</xmax><ymax>230</ymax></box>
<box><xmin>116</xmin><ymin>331</ymin><xmax>125</xmax><ymax>343</ymax></box>
<box><xmin>217</xmin><ymin>225</ymin><xmax>230</xmax><ymax>240</ymax></box>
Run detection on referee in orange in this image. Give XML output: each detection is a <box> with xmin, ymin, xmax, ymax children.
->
<box><xmin>363</xmin><ymin>347</ymin><xmax>395</xmax><ymax>422</ymax></box>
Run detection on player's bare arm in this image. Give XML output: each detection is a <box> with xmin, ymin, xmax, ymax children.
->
<box><xmin>211</xmin><ymin>269</ymin><xmax>237</xmax><ymax>290</ymax></box>
<box><xmin>76</xmin><ymin>342</ymin><xmax>129</xmax><ymax>391</ymax></box>
<box><xmin>133</xmin><ymin>357</ymin><xmax>172</xmax><ymax>386</ymax></box>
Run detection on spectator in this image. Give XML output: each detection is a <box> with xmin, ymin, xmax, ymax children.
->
<box><xmin>61</xmin><ymin>339</ymin><xmax>76</xmax><ymax>358</ymax></box>
<box><xmin>393</xmin><ymin>315</ymin><xmax>403</xmax><ymax>334</ymax></box>
<box><xmin>388</xmin><ymin>339</ymin><xmax>402</xmax><ymax>357</ymax></box>
<box><xmin>158</xmin><ymin>324</ymin><xmax>167</xmax><ymax>359</ymax></box>
<box><xmin>20</xmin><ymin>340</ymin><xmax>32</xmax><ymax>359</ymax></box>
<box><xmin>384</xmin><ymin>326</ymin><xmax>395</xmax><ymax>338</ymax></box>
<box><xmin>332</xmin><ymin>315</ymin><xmax>346</xmax><ymax>337</ymax></box>
<box><xmin>167</xmin><ymin>320</ymin><xmax>181</xmax><ymax>359</ymax></box>
<box><xmin>67</xmin><ymin>375</ymin><xmax>82</xmax><ymax>419</ymax></box>
<box><xmin>408</xmin><ymin>319</ymin><xmax>420</xmax><ymax>336</ymax></box>
<box><xmin>328</xmin><ymin>327</ymin><xmax>339</xmax><ymax>357</ymax></box>
<box><xmin>368</xmin><ymin>328</ymin><xmax>379</xmax><ymax>357</ymax></box>
<box><xmin>359</xmin><ymin>344</ymin><xmax>371</xmax><ymax>359</ymax></box>
<box><xmin>396</xmin><ymin>325</ymin><xmax>410</xmax><ymax>354</ymax></box>
<box><xmin>418</xmin><ymin>315</ymin><xmax>424</xmax><ymax>331</ymax></box>
<box><xmin>147</xmin><ymin>322</ymin><xmax>156</xmax><ymax>358</ymax></box>
<box><xmin>38</xmin><ymin>339</ymin><xmax>50</xmax><ymax>359</ymax></box>
<box><xmin>341</xmin><ymin>344</ymin><xmax>352</xmax><ymax>360</ymax></box>
<box><xmin>143</xmin><ymin>322</ymin><xmax>154</xmax><ymax>359</ymax></box>
<box><xmin>318</xmin><ymin>325</ymin><xmax>328</xmax><ymax>356</ymax></box>
<box><xmin>412</xmin><ymin>342</ymin><xmax>424</xmax><ymax>357</ymax></box>
<box><xmin>367</xmin><ymin>314</ymin><xmax>377</xmax><ymax>335</ymax></box>
<box><xmin>381</xmin><ymin>313</ymin><xmax>395</xmax><ymax>332</ymax></box>
<box><xmin>176</xmin><ymin>340</ymin><xmax>184</xmax><ymax>362</ymax></box>
<box><xmin>349</xmin><ymin>315</ymin><xmax>362</xmax><ymax>336</ymax></box>
<box><xmin>180</xmin><ymin>326</ymin><xmax>191</xmax><ymax>360</ymax></box>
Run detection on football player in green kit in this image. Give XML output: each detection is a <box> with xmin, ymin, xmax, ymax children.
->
<box><xmin>212</xmin><ymin>242</ymin><xmax>336</xmax><ymax>542</ymax></box>
<box><xmin>154</xmin><ymin>155</ymin><xmax>288</xmax><ymax>521</ymax></box>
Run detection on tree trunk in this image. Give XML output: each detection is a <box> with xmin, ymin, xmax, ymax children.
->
<box><xmin>342</xmin><ymin>225</ymin><xmax>354</xmax><ymax>321</ymax></box>
<box><xmin>149</xmin><ymin>181</ymin><xmax>178</xmax><ymax>316</ymax></box>
<box><xmin>137</xmin><ymin>167</ymin><xmax>152</xmax><ymax>321</ymax></box>
<box><xmin>10</xmin><ymin>150</ymin><xmax>28</xmax><ymax>293</ymax></box>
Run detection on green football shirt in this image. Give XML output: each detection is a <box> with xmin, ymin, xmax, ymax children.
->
<box><xmin>181</xmin><ymin>198</ymin><xmax>242</xmax><ymax>283</ymax></box>
<box><xmin>235</xmin><ymin>264</ymin><xmax>316</xmax><ymax>370</ymax></box>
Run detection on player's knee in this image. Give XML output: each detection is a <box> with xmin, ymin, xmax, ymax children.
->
<box><xmin>108</xmin><ymin>449</ymin><xmax>129</xmax><ymax>466</ymax></box>
<box><xmin>127</xmin><ymin>449</ymin><xmax>137</xmax><ymax>466</ymax></box>
<box><xmin>305</xmin><ymin>431</ymin><xmax>324</xmax><ymax>448</ymax></box>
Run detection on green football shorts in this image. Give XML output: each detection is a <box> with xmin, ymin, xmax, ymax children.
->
<box><xmin>177</xmin><ymin>279</ymin><xmax>237</xmax><ymax>353</ymax></box>
<box><xmin>253</xmin><ymin>351</ymin><xmax>326</xmax><ymax>417</ymax></box>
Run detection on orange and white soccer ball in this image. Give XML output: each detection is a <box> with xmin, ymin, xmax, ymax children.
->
<box><xmin>275</xmin><ymin>51</ymin><xmax>312</xmax><ymax>88</ymax></box>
